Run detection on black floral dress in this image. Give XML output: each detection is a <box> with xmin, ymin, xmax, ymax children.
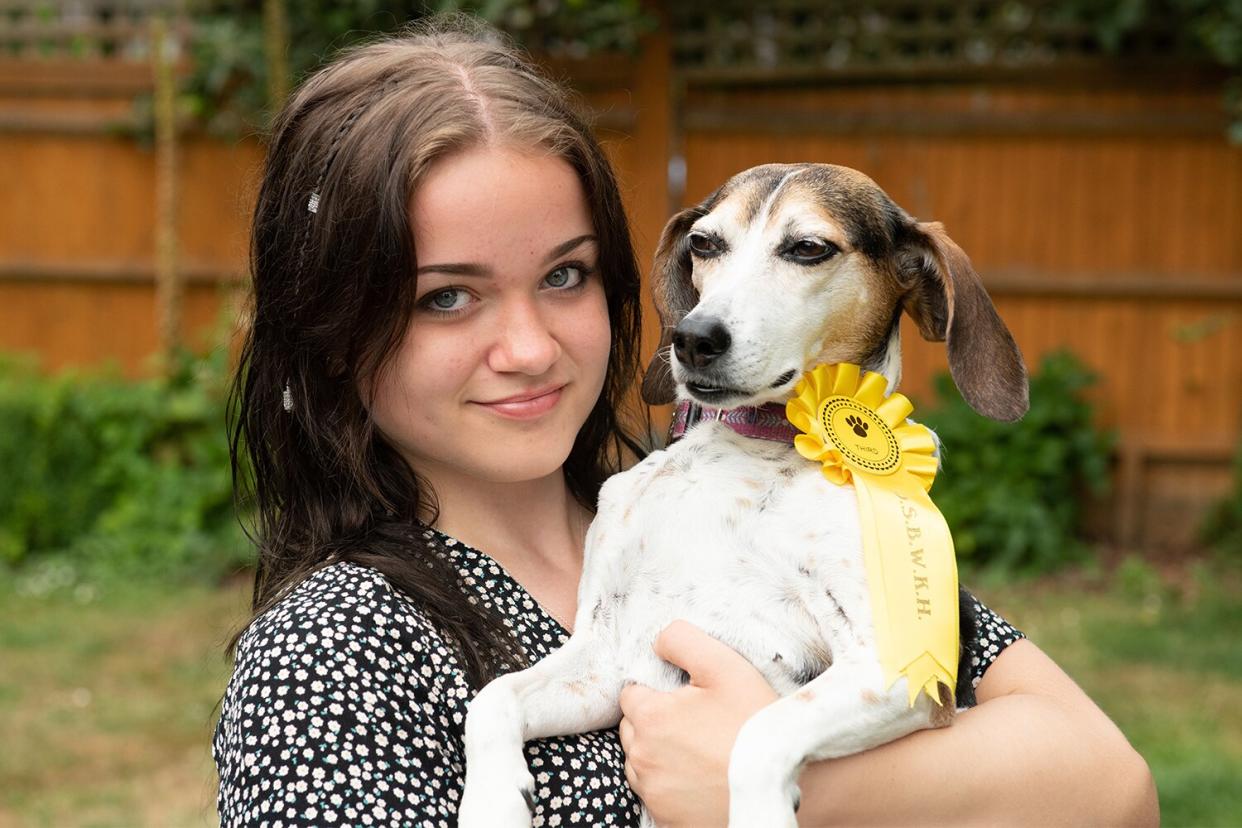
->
<box><xmin>213</xmin><ymin>527</ymin><xmax>1025</xmax><ymax>827</ymax></box>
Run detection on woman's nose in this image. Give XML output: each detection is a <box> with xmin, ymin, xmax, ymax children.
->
<box><xmin>487</xmin><ymin>298</ymin><xmax>563</xmax><ymax>375</ymax></box>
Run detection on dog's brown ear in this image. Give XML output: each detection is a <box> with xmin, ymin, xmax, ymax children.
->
<box><xmin>898</xmin><ymin>221</ymin><xmax>1029</xmax><ymax>422</ymax></box>
<box><xmin>641</xmin><ymin>203</ymin><xmax>709</xmax><ymax>405</ymax></box>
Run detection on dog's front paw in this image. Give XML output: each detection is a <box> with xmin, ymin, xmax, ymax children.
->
<box><xmin>727</xmin><ymin>779</ymin><xmax>801</xmax><ymax>828</ymax></box>
<box><xmin>727</xmin><ymin>717</ymin><xmax>801</xmax><ymax>828</ymax></box>
<box><xmin>457</xmin><ymin>761</ymin><xmax>536</xmax><ymax>828</ymax></box>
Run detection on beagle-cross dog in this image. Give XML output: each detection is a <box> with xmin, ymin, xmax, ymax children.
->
<box><xmin>458</xmin><ymin>163</ymin><xmax>1029</xmax><ymax>827</ymax></box>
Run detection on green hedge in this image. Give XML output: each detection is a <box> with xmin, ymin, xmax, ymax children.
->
<box><xmin>0</xmin><ymin>346</ymin><xmax>1117</xmax><ymax>583</ymax></box>
<box><xmin>1203</xmin><ymin>441</ymin><xmax>1242</xmax><ymax>557</ymax></box>
<box><xmin>921</xmin><ymin>351</ymin><xmax>1114</xmax><ymax>575</ymax></box>
<box><xmin>0</xmin><ymin>350</ymin><xmax>250</xmax><ymax>583</ymax></box>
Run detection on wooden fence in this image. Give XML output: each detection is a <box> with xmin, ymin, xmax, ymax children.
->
<box><xmin>0</xmin><ymin>13</ymin><xmax>1239</xmax><ymax>548</ymax></box>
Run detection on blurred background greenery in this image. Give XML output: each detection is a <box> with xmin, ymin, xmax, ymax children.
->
<box><xmin>1</xmin><ymin>1</ymin><xmax>1241</xmax><ymax>826</ymax></box>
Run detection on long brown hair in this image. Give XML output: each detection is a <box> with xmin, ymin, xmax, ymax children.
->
<box><xmin>229</xmin><ymin>17</ymin><xmax>646</xmax><ymax>687</ymax></box>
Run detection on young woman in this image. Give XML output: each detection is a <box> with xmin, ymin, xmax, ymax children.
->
<box><xmin>214</xmin><ymin>20</ymin><xmax>1157</xmax><ymax>828</ymax></box>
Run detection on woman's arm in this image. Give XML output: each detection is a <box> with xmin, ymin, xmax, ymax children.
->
<box><xmin>619</xmin><ymin>623</ymin><xmax>1157</xmax><ymax>828</ymax></box>
<box><xmin>794</xmin><ymin>638</ymin><xmax>1158</xmax><ymax>827</ymax></box>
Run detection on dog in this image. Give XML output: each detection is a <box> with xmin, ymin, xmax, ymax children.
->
<box><xmin>458</xmin><ymin>163</ymin><xmax>1029</xmax><ymax>827</ymax></box>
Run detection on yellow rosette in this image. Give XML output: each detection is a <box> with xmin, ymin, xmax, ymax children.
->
<box><xmin>786</xmin><ymin>363</ymin><xmax>958</xmax><ymax>707</ymax></box>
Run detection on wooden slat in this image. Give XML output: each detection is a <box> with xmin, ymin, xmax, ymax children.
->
<box><xmin>0</xmin><ymin>58</ymin><xmax>157</xmax><ymax>95</ymax></box>
<box><xmin>0</xmin><ymin>110</ymin><xmax>142</xmax><ymax>134</ymax></box>
<box><xmin>676</xmin><ymin>58</ymin><xmax>1222</xmax><ymax>88</ymax></box>
<box><xmin>0</xmin><ymin>260</ymin><xmax>241</xmax><ymax>285</ymax></box>
<box><xmin>983</xmin><ymin>270</ymin><xmax>1242</xmax><ymax>300</ymax></box>
<box><xmin>682</xmin><ymin>105</ymin><xmax>1227</xmax><ymax>136</ymax></box>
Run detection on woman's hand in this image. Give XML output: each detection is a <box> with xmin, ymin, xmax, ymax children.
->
<box><xmin>618</xmin><ymin>620</ymin><xmax>779</xmax><ymax>828</ymax></box>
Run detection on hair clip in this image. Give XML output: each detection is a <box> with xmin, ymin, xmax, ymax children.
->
<box><xmin>307</xmin><ymin>192</ymin><xmax>321</xmax><ymax>214</ymax></box>
<box><xmin>282</xmin><ymin>381</ymin><xmax>294</xmax><ymax>412</ymax></box>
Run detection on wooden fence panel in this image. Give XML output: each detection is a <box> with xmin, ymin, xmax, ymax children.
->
<box><xmin>0</xmin><ymin>280</ymin><xmax>238</xmax><ymax>372</ymax></box>
<box><xmin>1</xmin><ymin>36</ymin><xmax>1239</xmax><ymax>546</ymax></box>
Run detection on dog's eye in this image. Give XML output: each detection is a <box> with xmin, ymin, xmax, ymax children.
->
<box><xmin>787</xmin><ymin>239</ymin><xmax>839</xmax><ymax>263</ymax></box>
<box><xmin>687</xmin><ymin>232</ymin><xmax>722</xmax><ymax>257</ymax></box>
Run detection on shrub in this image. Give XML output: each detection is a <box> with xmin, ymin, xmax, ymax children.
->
<box><xmin>0</xmin><ymin>349</ymin><xmax>250</xmax><ymax>583</ymax></box>
<box><xmin>920</xmin><ymin>350</ymin><xmax>1114</xmax><ymax>575</ymax></box>
<box><xmin>1202</xmin><ymin>441</ymin><xmax>1242</xmax><ymax>557</ymax></box>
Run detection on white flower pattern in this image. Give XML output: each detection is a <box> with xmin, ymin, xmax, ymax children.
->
<box><xmin>214</xmin><ymin>527</ymin><xmax>1023</xmax><ymax>826</ymax></box>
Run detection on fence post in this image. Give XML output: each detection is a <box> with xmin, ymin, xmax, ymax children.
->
<box><xmin>151</xmin><ymin>12</ymin><xmax>181</xmax><ymax>369</ymax></box>
<box><xmin>263</xmin><ymin>0</ymin><xmax>290</xmax><ymax>113</ymax></box>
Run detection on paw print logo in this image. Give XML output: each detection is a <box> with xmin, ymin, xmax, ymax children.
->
<box><xmin>845</xmin><ymin>414</ymin><xmax>869</xmax><ymax>438</ymax></box>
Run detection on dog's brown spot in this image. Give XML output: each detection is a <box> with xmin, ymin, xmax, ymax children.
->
<box><xmin>796</xmin><ymin>688</ymin><xmax>816</xmax><ymax>702</ymax></box>
<box><xmin>861</xmin><ymin>689</ymin><xmax>881</xmax><ymax>705</ymax></box>
<box><xmin>652</xmin><ymin>461</ymin><xmax>677</xmax><ymax>480</ymax></box>
<box><xmin>734</xmin><ymin>497</ymin><xmax>754</xmax><ymax>510</ymax></box>
<box><xmin>809</xmin><ymin>638</ymin><xmax>834</xmax><ymax>671</ymax></box>
<box><xmin>930</xmin><ymin>682</ymin><xmax>955</xmax><ymax>727</ymax></box>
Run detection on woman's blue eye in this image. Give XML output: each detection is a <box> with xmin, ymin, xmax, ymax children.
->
<box><xmin>544</xmin><ymin>266</ymin><xmax>583</xmax><ymax>289</ymax></box>
<box><xmin>429</xmin><ymin>289</ymin><xmax>468</xmax><ymax>311</ymax></box>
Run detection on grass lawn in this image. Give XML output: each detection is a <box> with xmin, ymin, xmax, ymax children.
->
<box><xmin>1</xmin><ymin>555</ymin><xmax>1239</xmax><ymax>826</ymax></box>
<box><xmin>0</xmin><ymin>571</ymin><xmax>252</xmax><ymax>828</ymax></box>
<box><xmin>973</xmin><ymin>555</ymin><xmax>1242</xmax><ymax>827</ymax></box>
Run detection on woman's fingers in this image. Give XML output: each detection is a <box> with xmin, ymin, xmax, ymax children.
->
<box><xmin>652</xmin><ymin>619</ymin><xmax>752</xmax><ymax>688</ymax></box>
<box><xmin>619</xmin><ymin>682</ymin><xmax>657</xmax><ymax>720</ymax></box>
<box><xmin>618</xmin><ymin>711</ymin><xmax>635</xmax><ymax>749</ymax></box>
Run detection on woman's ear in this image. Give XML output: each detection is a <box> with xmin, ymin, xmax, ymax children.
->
<box><xmin>640</xmin><ymin>200</ymin><xmax>713</xmax><ymax>405</ymax></box>
<box><xmin>898</xmin><ymin>221</ymin><xmax>1029</xmax><ymax>422</ymax></box>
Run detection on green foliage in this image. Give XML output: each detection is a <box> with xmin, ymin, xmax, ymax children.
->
<box><xmin>1057</xmin><ymin>0</ymin><xmax>1242</xmax><ymax>140</ymax></box>
<box><xmin>1202</xmin><ymin>440</ymin><xmax>1242</xmax><ymax>556</ymax></box>
<box><xmin>0</xmin><ymin>349</ymin><xmax>250</xmax><ymax>584</ymax></box>
<box><xmin>177</xmin><ymin>0</ymin><xmax>656</xmax><ymax>135</ymax></box>
<box><xmin>921</xmin><ymin>350</ymin><xmax>1114</xmax><ymax>575</ymax></box>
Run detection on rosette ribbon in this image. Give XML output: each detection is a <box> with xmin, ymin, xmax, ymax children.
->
<box><xmin>786</xmin><ymin>363</ymin><xmax>958</xmax><ymax>707</ymax></box>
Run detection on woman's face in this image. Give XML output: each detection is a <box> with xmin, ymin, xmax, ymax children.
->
<box><xmin>366</xmin><ymin>144</ymin><xmax>612</xmax><ymax>490</ymax></box>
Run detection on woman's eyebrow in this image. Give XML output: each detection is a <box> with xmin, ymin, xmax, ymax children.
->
<box><xmin>415</xmin><ymin>261</ymin><xmax>490</xmax><ymax>276</ymax></box>
<box><xmin>543</xmin><ymin>234</ymin><xmax>597</xmax><ymax>264</ymax></box>
<box><xmin>416</xmin><ymin>234</ymin><xmax>597</xmax><ymax>276</ymax></box>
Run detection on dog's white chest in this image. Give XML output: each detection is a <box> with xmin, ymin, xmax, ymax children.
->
<box><xmin>581</xmin><ymin>422</ymin><xmax>877</xmax><ymax>696</ymax></box>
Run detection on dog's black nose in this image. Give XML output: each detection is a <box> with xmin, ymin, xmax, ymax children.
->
<box><xmin>672</xmin><ymin>316</ymin><xmax>732</xmax><ymax>369</ymax></box>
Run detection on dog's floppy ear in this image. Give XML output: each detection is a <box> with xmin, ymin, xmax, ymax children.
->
<box><xmin>898</xmin><ymin>221</ymin><xmax>1029</xmax><ymax>422</ymax></box>
<box><xmin>641</xmin><ymin>202</ymin><xmax>710</xmax><ymax>405</ymax></box>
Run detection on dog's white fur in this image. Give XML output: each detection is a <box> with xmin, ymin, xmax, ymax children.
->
<box><xmin>457</xmin><ymin>164</ymin><xmax>1027</xmax><ymax>827</ymax></box>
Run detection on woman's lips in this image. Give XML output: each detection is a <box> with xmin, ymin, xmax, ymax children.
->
<box><xmin>474</xmin><ymin>385</ymin><xmax>565</xmax><ymax>419</ymax></box>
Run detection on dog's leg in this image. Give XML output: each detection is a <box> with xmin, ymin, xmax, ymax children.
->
<box><xmin>458</xmin><ymin>630</ymin><xmax>622</xmax><ymax>828</ymax></box>
<box><xmin>727</xmin><ymin>654</ymin><xmax>939</xmax><ymax>827</ymax></box>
